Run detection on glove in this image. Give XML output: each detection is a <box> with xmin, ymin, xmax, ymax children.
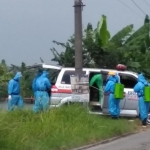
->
<box><xmin>8</xmin><ymin>95</ymin><xmax>11</xmax><ymax>100</ymax></box>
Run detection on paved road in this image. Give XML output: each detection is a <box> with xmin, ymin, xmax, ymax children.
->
<box><xmin>0</xmin><ymin>101</ymin><xmax>33</xmax><ymax>110</ymax></box>
<box><xmin>85</xmin><ymin>130</ymin><xmax>150</xmax><ymax>150</ymax></box>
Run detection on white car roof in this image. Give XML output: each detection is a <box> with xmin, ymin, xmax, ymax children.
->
<box><xmin>61</xmin><ymin>67</ymin><xmax>138</xmax><ymax>76</ymax></box>
<box><xmin>27</xmin><ymin>63</ymin><xmax>138</xmax><ymax>77</ymax></box>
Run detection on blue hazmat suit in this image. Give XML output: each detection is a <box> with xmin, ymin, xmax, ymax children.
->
<box><xmin>32</xmin><ymin>70</ymin><xmax>43</xmax><ymax>98</ymax></box>
<box><xmin>33</xmin><ymin>71</ymin><xmax>51</xmax><ymax>113</ymax></box>
<box><xmin>104</xmin><ymin>75</ymin><xmax>120</xmax><ymax>118</ymax></box>
<box><xmin>7</xmin><ymin>72</ymin><xmax>23</xmax><ymax>111</ymax></box>
<box><xmin>134</xmin><ymin>73</ymin><xmax>149</xmax><ymax>122</ymax></box>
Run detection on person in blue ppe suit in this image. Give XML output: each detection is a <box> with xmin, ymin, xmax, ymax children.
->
<box><xmin>33</xmin><ymin>70</ymin><xmax>51</xmax><ymax>113</ymax></box>
<box><xmin>7</xmin><ymin>72</ymin><xmax>24</xmax><ymax>111</ymax></box>
<box><xmin>32</xmin><ymin>69</ymin><xmax>43</xmax><ymax>99</ymax></box>
<box><xmin>104</xmin><ymin>71</ymin><xmax>120</xmax><ymax>119</ymax></box>
<box><xmin>134</xmin><ymin>73</ymin><xmax>149</xmax><ymax>127</ymax></box>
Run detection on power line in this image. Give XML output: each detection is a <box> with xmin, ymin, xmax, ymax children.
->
<box><xmin>118</xmin><ymin>0</ymin><xmax>144</xmax><ymax>19</ymax></box>
<box><xmin>143</xmin><ymin>0</ymin><xmax>150</xmax><ymax>8</ymax></box>
<box><xmin>131</xmin><ymin>0</ymin><xmax>147</xmax><ymax>15</ymax></box>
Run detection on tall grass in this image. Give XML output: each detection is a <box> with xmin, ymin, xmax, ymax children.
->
<box><xmin>0</xmin><ymin>105</ymin><xmax>138</xmax><ymax>150</ymax></box>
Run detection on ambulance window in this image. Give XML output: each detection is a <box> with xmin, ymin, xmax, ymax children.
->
<box><xmin>120</xmin><ymin>74</ymin><xmax>137</xmax><ymax>88</ymax></box>
<box><xmin>61</xmin><ymin>71</ymin><xmax>86</xmax><ymax>84</ymax></box>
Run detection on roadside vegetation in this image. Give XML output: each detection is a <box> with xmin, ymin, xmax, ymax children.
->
<box><xmin>0</xmin><ymin>104</ymin><xmax>139</xmax><ymax>150</ymax></box>
<box><xmin>0</xmin><ymin>15</ymin><xmax>150</xmax><ymax>97</ymax></box>
<box><xmin>0</xmin><ymin>14</ymin><xmax>148</xmax><ymax>150</ymax></box>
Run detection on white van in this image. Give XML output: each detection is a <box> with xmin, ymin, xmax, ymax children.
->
<box><xmin>28</xmin><ymin>63</ymin><xmax>150</xmax><ymax>119</ymax></box>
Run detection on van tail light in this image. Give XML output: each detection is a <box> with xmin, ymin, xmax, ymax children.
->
<box><xmin>51</xmin><ymin>85</ymin><xmax>59</xmax><ymax>93</ymax></box>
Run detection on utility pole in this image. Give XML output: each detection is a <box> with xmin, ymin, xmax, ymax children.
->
<box><xmin>73</xmin><ymin>0</ymin><xmax>85</xmax><ymax>75</ymax></box>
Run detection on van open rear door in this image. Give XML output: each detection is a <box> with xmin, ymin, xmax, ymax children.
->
<box><xmin>89</xmin><ymin>70</ymin><xmax>109</xmax><ymax>113</ymax></box>
<box><xmin>100</xmin><ymin>70</ymin><xmax>109</xmax><ymax>113</ymax></box>
<box><xmin>27</xmin><ymin>63</ymin><xmax>62</xmax><ymax>84</ymax></box>
<box><xmin>89</xmin><ymin>70</ymin><xmax>121</xmax><ymax>114</ymax></box>
<box><xmin>27</xmin><ymin>63</ymin><xmax>62</xmax><ymax>100</ymax></box>
<box><xmin>27</xmin><ymin>63</ymin><xmax>62</xmax><ymax>70</ymax></box>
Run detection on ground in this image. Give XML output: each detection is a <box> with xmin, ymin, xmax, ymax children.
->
<box><xmin>84</xmin><ymin>129</ymin><xmax>150</xmax><ymax>150</ymax></box>
<box><xmin>0</xmin><ymin>101</ymin><xmax>150</xmax><ymax>150</ymax></box>
<box><xmin>0</xmin><ymin>100</ymin><xmax>33</xmax><ymax>110</ymax></box>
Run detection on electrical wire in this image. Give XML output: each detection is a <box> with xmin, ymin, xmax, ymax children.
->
<box><xmin>118</xmin><ymin>0</ymin><xmax>144</xmax><ymax>19</ymax></box>
<box><xmin>131</xmin><ymin>0</ymin><xmax>147</xmax><ymax>15</ymax></box>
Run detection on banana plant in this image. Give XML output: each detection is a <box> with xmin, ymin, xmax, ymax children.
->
<box><xmin>95</xmin><ymin>15</ymin><xmax>111</xmax><ymax>47</ymax></box>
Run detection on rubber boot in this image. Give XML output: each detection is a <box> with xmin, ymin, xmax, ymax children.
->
<box><xmin>111</xmin><ymin>116</ymin><xmax>119</xmax><ymax>120</ymax></box>
<box><xmin>142</xmin><ymin>118</ymin><xmax>147</xmax><ymax>127</ymax></box>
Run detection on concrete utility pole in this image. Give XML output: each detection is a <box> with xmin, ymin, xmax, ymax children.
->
<box><xmin>74</xmin><ymin>0</ymin><xmax>85</xmax><ymax>75</ymax></box>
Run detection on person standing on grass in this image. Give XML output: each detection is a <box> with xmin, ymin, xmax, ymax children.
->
<box><xmin>104</xmin><ymin>71</ymin><xmax>120</xmax><ymax>119</ymax></box>
<box><xmin>32</xmin><ymin>69</ymin><xmax>43</xmax><ymax>101</ymax></box>
<box><xmin>7</xmin><ymin>72</ymin><xmax>24</xmax><ymax>111</ymax></box>
<box><xmin>134</xmin><ymin>73</ymin><xmax>150</xmax><ymax>127</ymax></box>
<box><xmin>33</xmin><ymin>70</ymin><xmax>51</xmax><ymax>113</ymax></box>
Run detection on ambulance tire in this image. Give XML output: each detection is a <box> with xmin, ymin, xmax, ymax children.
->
<box><xmin>65</xmin><ymin>101</ymin><xmax>75</xmax><ymax>106</ymax></box>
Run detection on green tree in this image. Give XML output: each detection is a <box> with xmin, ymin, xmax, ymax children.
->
<box><xmin>50</xmin><ymin>15</ymin><xmax>124</xmax><ymax>68</ymax></box>
<box><xmin>0</xmin><ymin>60</ymin><xmax>13</xmax><ymax>97</ymax></box>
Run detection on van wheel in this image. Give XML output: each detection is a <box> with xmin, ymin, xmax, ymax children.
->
<box><xmin>64</xmin><ymin>101</ymin><xmax>75</xmax><ymax>106</ymax></box>
<box><xmin>147</xmin><ymin>113</ymin><xmax>150</xmax><ymax>125</ymax></box>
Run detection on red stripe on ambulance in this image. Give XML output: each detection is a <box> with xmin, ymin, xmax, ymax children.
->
<box><xmin>51</xmin><ymin>85</ymin><xmax>72</xmax><ymax>94</ymax></box>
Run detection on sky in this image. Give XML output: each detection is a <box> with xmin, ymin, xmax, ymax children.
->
<box><xmin>0</xmin><ymin>0</ymin><xmax>149</xmax><ymax>66</ymax></box>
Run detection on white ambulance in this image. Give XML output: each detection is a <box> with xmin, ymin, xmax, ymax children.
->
<box><xmin>28</xmin><ymin>63</ymin><xmax>150</xmax><ymax>121</ymax></box>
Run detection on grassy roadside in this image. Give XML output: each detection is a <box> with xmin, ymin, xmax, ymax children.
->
<box><xmin>0</xmin><ymin>104</ymin><xmax>139</xmax><ymax>150</ymax></box>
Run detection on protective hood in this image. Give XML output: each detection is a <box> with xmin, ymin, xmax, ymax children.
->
<box><xmin>138</xmin><ymin>73</ymin><xmax>148</xmax><ymax>85</ymax></box>
<box><xmin>14</xmin><ymin>72</ymin><xmax>22</xmax><ymax>81</ymax></box>
<box><xmin>107</xmin><ymin>75</ymin><xmax>118</xmax><ymax>83</ymax></box>
<box><xmin>42</xmin><ymin>71</ymin><xmax>49</xmax><ymax>78</ymax></box>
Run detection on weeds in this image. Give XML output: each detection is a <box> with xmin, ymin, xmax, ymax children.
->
<box><xmin>0</xmin><ymin>104</ymin><xmax>138</xmax><ymax>150</ymax></box>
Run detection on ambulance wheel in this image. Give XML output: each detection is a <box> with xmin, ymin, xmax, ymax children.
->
<box><xmin>147</xmin><ymin>113</ymin><xmax>150</xmax><ymax>125</ymax></box>
<box><xmin>65</xmin><ymin>101</ymin><xmax>75</xmax><ymax>106</ymax></box>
